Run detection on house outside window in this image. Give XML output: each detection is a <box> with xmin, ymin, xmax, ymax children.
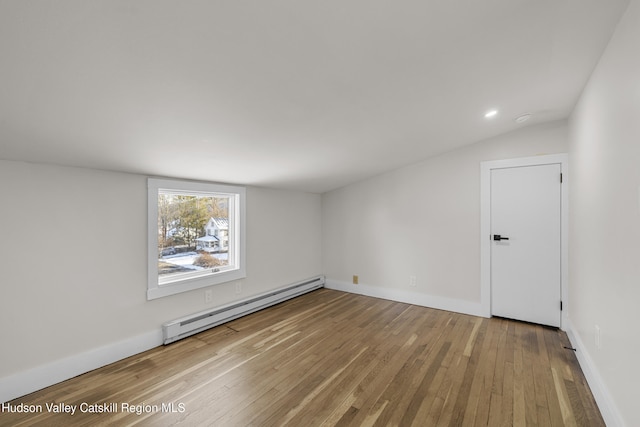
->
<box><xmin>197</xmin><ymin>218</ymin><xmax>229</xmax><ymax>252</ymax></box>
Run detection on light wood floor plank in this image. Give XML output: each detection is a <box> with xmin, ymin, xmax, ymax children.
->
<box><xmin>1</xmin><ymin>289</ymin><xmax>604</xmax><ymax>427</ymax></box>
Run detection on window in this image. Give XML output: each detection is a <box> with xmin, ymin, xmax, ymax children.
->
<box><xmin>147</xmin><ymin>178</ymin><xmax>246</xmax><ymax>300</ymax></box>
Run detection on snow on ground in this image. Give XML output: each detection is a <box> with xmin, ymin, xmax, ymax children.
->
<box><xmin>161</xmin><ymin>252</ymin><xmax>229</xmax><ymax>271</ymax></box>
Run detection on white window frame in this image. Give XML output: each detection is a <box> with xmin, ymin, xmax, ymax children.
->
<box><xmin>147</xmin><ymin>178</ymin><xmax>246</xmax><ymax>300</ymax></box>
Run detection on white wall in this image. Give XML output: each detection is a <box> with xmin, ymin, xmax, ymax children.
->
<box><xmin>0</xmin><ymin>160</ymin><xmax>322</xmax><ymax>401</ymax></box>
<box><xmin>322</xmin><ymin>120</ymin><xmax>568</xmax><ymax>315</ymax></box>
<box><xmin>568</xmin><ymin>1</ymin><xmax>640</xmax><ymax>425</ymax></box>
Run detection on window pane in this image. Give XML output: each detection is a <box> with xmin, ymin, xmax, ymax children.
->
<box><xmin>157</xmin><ymin>192</ymin><xmax>231</xmax><ymax>281</ymax></box>
<box><xmin>147</xmin><ymin>177</ymin><xmax>245</xmax><ymax>300</ymax></box>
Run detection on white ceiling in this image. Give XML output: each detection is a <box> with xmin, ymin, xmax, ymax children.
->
<box><xmin>0</xmin><ymin>1</ymin><xmax>629</xmax><ymax>193</ymax></box>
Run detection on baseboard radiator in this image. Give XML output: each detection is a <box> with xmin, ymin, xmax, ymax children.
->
<box><xmin>162</xmin><ymin>275</ymin><xmax>325</xmax><ymax>345</ymax></box>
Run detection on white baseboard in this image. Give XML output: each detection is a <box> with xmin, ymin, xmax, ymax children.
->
<box><xmin>325</xmin><ymin>279</ymin><xmax>486</xmax><ymax>318</ymax></box>
<box><xmin>0</xmin><ymin>330</ymin><xmax>163</xmax><ymax>404</ymax></box>
<box><xmin>565</xmin><ymin>318</ymin><xmax>625</xmax><ymax>427</ymax></box>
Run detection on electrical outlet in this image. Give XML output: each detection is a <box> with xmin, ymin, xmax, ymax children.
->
<box><xmin>595</xmin><ymin>325</ymin><xmax>601</xmax><ymax>349</ymax></box>
<box><xmin>353</xmin><ymin>275</ymin><xmax>359</xmax><ymax>285</ymax></box>
<box><xmin>409</xmin><ymin>275</ymin><xmax>417</xmax><ymax>287</ymax></box>
<box><xmin>235</xmin><ymin>282</ymin><xmax>242</xmax><ymax>294</ymax></box>
<box><xmin>205</xmin><ymin>289</ymin><xmax>213</xmax><ymax>304</ymax></box>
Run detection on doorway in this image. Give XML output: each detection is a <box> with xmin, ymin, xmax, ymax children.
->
<box><xmin>480</xmin><ymin>154</ymin><xmax>568</xmax><ymax>328</ymax></box>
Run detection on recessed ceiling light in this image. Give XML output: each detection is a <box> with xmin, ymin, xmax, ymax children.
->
<box><xmin>515</xmin><ymin>113</ymin><xmax>532</xmax><ymax>123</ymax></box>
<box><xmin>484</xmin><ymin>109</ymin><xmax>498</xmax><ymax>119</ymax></box>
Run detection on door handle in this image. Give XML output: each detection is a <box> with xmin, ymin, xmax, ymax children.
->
<box><xmin>493</xmin><ymin>234</ymin><xmax>510</xmax><ymax>241</ymax></box>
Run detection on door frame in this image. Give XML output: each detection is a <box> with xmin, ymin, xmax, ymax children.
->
<box><xmin>480</xmin><ymin>153</ymin><xmax>569</xmax><ymax>329</ymax></box>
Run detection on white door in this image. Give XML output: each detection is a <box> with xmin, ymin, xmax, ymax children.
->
<box><xmin>490</xmin><ymin>164</ymin><xmax>562</xmax><ymax>327</ymax></box>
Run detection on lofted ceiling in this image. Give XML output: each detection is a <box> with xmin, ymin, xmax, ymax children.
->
<box><xmin>0</xmin><ymin>0</ymin><xmax>630</xmax><ymax>193</ymax></box>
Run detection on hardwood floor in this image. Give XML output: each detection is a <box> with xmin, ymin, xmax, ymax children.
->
<box><xmin>1</xmin><ymin>289</ymin><xmax>604</xmax><ymax>426</ymax></box>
